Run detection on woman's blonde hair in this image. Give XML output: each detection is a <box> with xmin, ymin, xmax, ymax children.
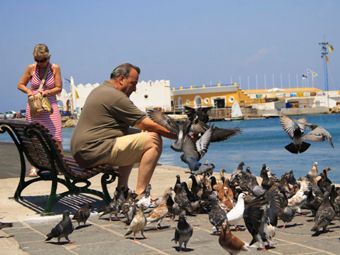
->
<box><xmin>33</xmin><ymin>43</ymin><xmax>50</xmax><ymax>60</ymax></box>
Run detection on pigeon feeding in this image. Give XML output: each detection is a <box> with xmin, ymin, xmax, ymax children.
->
<box><xmin>172</xmin><ymin>211</ymin><xmax>193</xmax><ymax>252</ymax></box>
<box><xmin>73</xmin><ymin>203</ymin><xmax>92</xmax><ymax>227</ymax></box>
<box><xmin>45</xmin><ymin>210</ymin><xmax>74</xmax><ymax>243</ymax></box>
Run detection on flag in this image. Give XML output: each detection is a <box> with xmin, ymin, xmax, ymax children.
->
<box><xmin>74</xmin><ymin>87</ymin><xmax>80</xmax><ymax>99</ymax></box>
<box><xmin>328</xmin><ymin>44</ymin><xmax>334</xmax><ymax>53</ymax></box>
<box><xmin>302</xmin><ymin>74</ymin><xmax>307</xmax><ymax>79</ymax></box>
<box><xmin>307</xmin><ymin>69</ymin><xmax>318</xmax><ymax>78</ymax></box>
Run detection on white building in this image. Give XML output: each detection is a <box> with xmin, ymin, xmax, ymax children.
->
<box><xmin>57</xmin><ymin>78</ymin><xmax>172</xmax><ymax>113</ymax></box>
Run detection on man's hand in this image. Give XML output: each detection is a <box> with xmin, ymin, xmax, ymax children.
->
<box><xmin>135</xmin><ymin>117</ymin><xmax>177</xmax><ymax>139</ymax></box>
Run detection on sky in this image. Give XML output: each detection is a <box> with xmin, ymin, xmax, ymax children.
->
<box><xmin>0</xmin><ymin>0</ymin><xmax>339</xmax><ymax>112</ymax></box>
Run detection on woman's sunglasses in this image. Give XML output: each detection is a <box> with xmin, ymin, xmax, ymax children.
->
<box><xmin>35</xmin><ymin>57</ymin><xmax>49</xmax><ymax>63</ymax></box>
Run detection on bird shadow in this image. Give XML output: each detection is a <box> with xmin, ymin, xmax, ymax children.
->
<box><xmin>45</xmin><ymin>240</ymin><xmax>73</xmax><ymax>245</ymax></box>
<box><xmin>98</xmin><ymin>217</ymin><xmax>120</xmax><ymax>222</ymax></box>
<box><xmin>75</xmin><ymin>224</ymin><xmax>92</xmax><ymax>230</ymax></box>
<box><xmin>125</xmin><ymin>236</ymin><xmax>146</xmax><ymax>240</ymax></box>
<box><xmin>173</xmin><ymin>246</ymin><xmax>194</xmax><ymax>252</ymax></box>
<box><xmin>277</xmin><ymin>223</ymin><xmax>303</xmax><ymax>229</ymax></box>
<box><xmin>144</xmin><ymin>225</ymin><xmax>171</xmax><ymax>232</ymax></box>
<box><xmin>311</xmin><ymin>229</ymin><xmax>333</xmax><ymax>237</ymax></box>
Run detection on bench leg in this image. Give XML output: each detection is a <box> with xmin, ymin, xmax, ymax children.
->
<box><xmin>101</xmin><ymin>173</ymin><xmax>117</xmax><ymax>204</ymax></box>
<box><xmin>42</xmin><ymin>177</ymin><xmax>58</xmax><ymax>215</ymax></box>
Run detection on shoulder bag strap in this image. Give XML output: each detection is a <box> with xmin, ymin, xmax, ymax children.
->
<box><xmin>38</xmin><ymin>64</ymin><xmax>50</xmax><ymax>90</ymax></box>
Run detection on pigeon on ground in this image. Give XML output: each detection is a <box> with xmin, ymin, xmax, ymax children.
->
<box><xmin>73</xmin><ymin>203</ymin><xmax>92</xmax><ymax>227</ymax></box>
<box><xmin>280</xmin><ymin>113</ymin><xmax>311</xmax><ymax>153</ymax></box>
<box><xmin>45</xmin><ymin>210</ymin><xmax>74</xmax><ymax>243</ymax></box>
<box><xmin>219</xmin><ymin>221</ymin><xmax>249</xmax><ymax>255</ymax></box>
<box><xmin>146</xmin><ymin>187</ymin><xmax>173</xmax><ymax>228</ymax></box>
<box><xmin>172</xmin><ymin>211</ymin><xmax>193</xmax><ymax>251</ymax></box>
<box><xmin>208</xmin><ymin>193</ymin><xmax>227</xmax><ymax>234</ymax></box>
<box><xmin>0</xmin><ymin>222</ymin><xmax>13</xmax><ymax>229</ymax></box>
<box><xmin>226</xmin><ymin>193</ymin><xmax>246</xmax><ymax>229</ymax></box>
<box><xmin>125</xmin><ymin>205</ymin><xmax>147</xmax><ymax>240</ymax></box>
<box><xmin>311</xmin><ymin>191</ymin><xmax>335</xmax><ymax>234</ymax></box>
<box><xmin>307</xmin><ymin>162</ymin><xmax>318</xmax><ymax>178</ymax></box>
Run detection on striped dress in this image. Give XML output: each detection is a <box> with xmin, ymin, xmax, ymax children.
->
<box><xmin>26</xmin><ymin>64</ymin><xmax>62</xmax><ymax>142</ymax></box>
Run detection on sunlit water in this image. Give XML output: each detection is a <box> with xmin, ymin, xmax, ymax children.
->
<box><xmin>1</xmin><ymin>114</ymin><xmax>339</xmax><ymax>182</ymax></box>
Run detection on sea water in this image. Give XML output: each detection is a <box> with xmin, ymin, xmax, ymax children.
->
<box><xmin>1</xmin><ymin>114</ymin><xmax>339</xmax><ymax>182</ymax></box>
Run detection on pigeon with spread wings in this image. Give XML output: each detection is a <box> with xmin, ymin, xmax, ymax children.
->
<box><xmin>147</xmin><ymin>109</ymin><xmax>192</xmax><ymax>152</ymax></box>
<box><xmin>280</xmin><ymin>114</ymin><xmax>311</xmax><ymax>153</ymax></box>
<box><xmin>180</xmin><ymin>126</ymin><xmax>215</xmax><ymax>174</ymax></box>
<box><xmin>280</xmin><ymin>113</ymin><xmax>334</xmax><ymax>153</ymax></box>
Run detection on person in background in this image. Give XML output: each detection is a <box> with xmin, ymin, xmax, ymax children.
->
<box><xmin>17</xmin><ymin>43</ymin><xmax>63</xmax><ymax>177</ymax></box>
<box><xmin>71</xmin><ymin>63</ymin><xmax>176</xmax><ymax>198</ymax></box>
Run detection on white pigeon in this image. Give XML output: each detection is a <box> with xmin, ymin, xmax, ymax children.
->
<box><xmin>226</xmin><ymin>193</ymin><xmax>246</xmax><ymax>227</ymax></box>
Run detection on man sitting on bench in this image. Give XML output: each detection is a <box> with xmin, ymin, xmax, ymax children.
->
<box><xmin>71</xmin><ymin>63</ymin><xmax>176</xmax><ymax>199</ymax></box>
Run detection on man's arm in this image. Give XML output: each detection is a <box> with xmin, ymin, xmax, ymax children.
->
<box><xmin>135</xmin><ymin>117</ymin><xmax>177</xmax><ymax>140</ymax></box>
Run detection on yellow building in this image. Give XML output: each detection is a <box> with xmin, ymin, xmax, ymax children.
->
<box><xmin>171</xmin><ymin>83</ymin><xmax>257</xmax><ymax>111</ymax></box>
<box><xmin>171</xmin><ymin>83</ymin><xmax>323</xmax><ymax>111</ymax></box>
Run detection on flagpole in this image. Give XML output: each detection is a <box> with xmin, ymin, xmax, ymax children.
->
<box><xmin>319</xmin><ymin>41</ymin><xmax>330</xmax><ymax>109</ymax></box>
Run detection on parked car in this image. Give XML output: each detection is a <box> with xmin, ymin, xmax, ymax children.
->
<box><xmin>4</xmin><ymin>111</ymin><xmax>16</xmax><ymax>119</ymax></box>
<box><xmin>0</xmin><ymin>112</ymin><xmax>5</xmax><ymax>119</ymax></box>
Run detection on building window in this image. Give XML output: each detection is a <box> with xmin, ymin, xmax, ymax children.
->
<box><xmin>229</xmin><ymin>96</ymin><xmax>235</xmax><ymax>103</ymax></box>
<box><xmin>194</xmin><ymin>96</ymin><xmax>202</xmax><ymax>108</ymax></box>
<box><xmin>177</xmin><ymin>97</ymin><xmax>183</xmax><ymax>110</ymax></box>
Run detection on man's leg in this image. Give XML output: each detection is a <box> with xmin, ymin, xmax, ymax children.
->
<box><xmin>135</xmin><ymin>132</ymin><xmax>162</xmax><ymax>195</ymax></box>
<box><xmin>117</xmin><ymin>165</ymin><xmax>133</xmax><ymax>188</ymax></box>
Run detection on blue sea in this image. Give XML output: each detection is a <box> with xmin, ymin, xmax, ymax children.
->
<box><xmin>1</xmin><ymin>114</ymin><xmax>339</xmax><ymax>183</ymax></box>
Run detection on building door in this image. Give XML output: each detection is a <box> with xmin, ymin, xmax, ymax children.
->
<box><xmin>214</xmin><ymin>98</ymin><xmax>225</xmax><ymax>108</ymax></box>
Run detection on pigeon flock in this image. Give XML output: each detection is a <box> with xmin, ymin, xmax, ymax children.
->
<box><xmin>10</xmin><ymin>108</ymin><xmax>340</xmax><ymax>253</ymax></box>
<box><xmin>42</xmin><ymin>159</ymin><xmax>340</xmax><ymax>253</ymax></box>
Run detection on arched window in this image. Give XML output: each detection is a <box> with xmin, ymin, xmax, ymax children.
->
<box><xmin>177</xmin><ymin>97</ymin><xmax>183</xmax><ymax>110</ymax></box>
<box><xmin>194</xmin><ymin>96</ymin><xmax>202</xmax><ymax>108</ymax></box>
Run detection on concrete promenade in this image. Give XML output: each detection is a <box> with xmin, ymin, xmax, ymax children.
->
<box><xmin>0</xmin><ymin>143</ymin><xmax>339</xmax><ymax>255</ymax></box>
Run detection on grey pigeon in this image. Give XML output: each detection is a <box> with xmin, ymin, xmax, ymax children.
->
<box><xmin>172</xmin><ymin>211</ymin><xmax>193</xmax><ymax>251</ymax></box>
<box><xmin>180</xmin><ymin>127</ymin><xmax>214</xmax><ymax>174</ymax></box>
<box><xmin>280</xmin><ymin>113</ymin><xmax>310</xmax><ymax>153</ymax></box>
<box><xmin>311</xmin><ymin>191</ymin><xmax>335</xmax><ymax>234</ymax></box>
<box><xmin>208</xmin><ymin>193</ymin><xmax>227</xmax><ymax>233</ymax></box>
<box><xmin>147</xmin><ymin>109</ymin><xmax>192</xmax><ymax>152</ymax></box>
<box><xmin>45</xmin><ymin>210</ymin><xmax>74</xmax><ymax>243</ymax></box>
<box><xmin>303</xmin><ymin>125</ymin><xmax>334</xmax><ymax>148</ymax></box>
<box><xmin>73</xmin><ymin>203</ymin><xmax>91</xmax><ymax>227</ymax></box>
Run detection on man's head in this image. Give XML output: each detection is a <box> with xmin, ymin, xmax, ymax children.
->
<box><xmin>110</xmin><ymin>63</ymin><xmax>140</xmax><ymax>97</ymax></box>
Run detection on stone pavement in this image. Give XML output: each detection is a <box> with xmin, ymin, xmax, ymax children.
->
<box><xmin>0</xmin><ymin>163</ymin><xmax>339</xmax><ymax>254</ymax></box>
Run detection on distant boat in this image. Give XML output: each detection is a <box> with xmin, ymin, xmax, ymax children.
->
<box><xmin>231</xmin><ymin>101</ymin><xmax>244</xmax><ymax>120</ymax></box>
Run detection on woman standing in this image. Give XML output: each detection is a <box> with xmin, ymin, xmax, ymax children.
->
<box><xmin>17</xmin><ymin>43</ymin><xmax>63</xmax><ymax>177</ymax></box>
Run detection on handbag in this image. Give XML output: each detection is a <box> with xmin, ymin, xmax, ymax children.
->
<box><xmin>28</xmin><ymin>65</ymin><xmax>53</xmax><ymax>117</ymax></box>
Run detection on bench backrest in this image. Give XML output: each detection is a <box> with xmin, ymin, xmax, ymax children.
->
<box><xmin>0</xmin><ymin>120</ymin><xmax>65</xmax><ymax>173</ymax></box>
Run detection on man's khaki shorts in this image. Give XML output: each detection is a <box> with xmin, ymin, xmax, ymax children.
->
<box><xmin>108</xmin><ymin>132</ymin><xmax>148</xmax><ymax>166</ymax></box>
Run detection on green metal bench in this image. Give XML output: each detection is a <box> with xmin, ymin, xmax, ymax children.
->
<box><xmin>0</xmin><ymin>119</ymin><xmax>119</xmax><ymax>215</ymax></box>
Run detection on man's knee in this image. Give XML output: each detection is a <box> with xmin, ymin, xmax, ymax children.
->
<box><xmin>144</xmin><ymin>132</ymin><xmax>162</xmax><ymax>152</ymax></box>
